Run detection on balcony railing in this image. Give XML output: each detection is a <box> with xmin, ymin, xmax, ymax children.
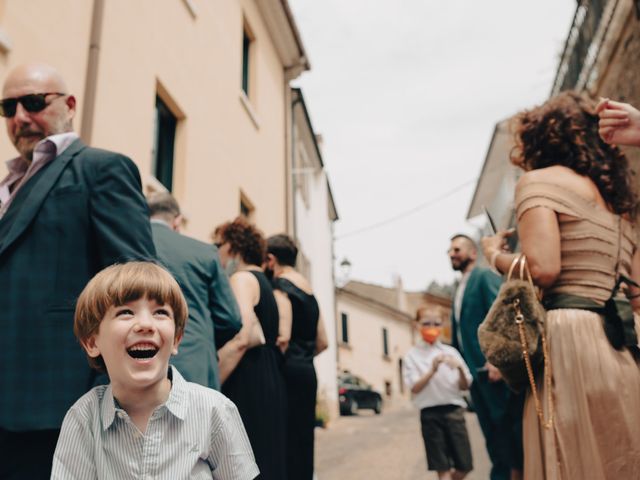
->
<box><xmin>551</xmin><ymin>0</ymin><xmax>608</xmax><ymax>95</ymax></box>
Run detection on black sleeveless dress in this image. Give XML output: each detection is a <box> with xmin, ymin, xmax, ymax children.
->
<box><xmin>274</xmin><ymin>277</ymin><xmax>320</xmax><ymax>480</ymax></box>
<box><xmin>222</xmin><ymin>270</ymin><xmax>287</xmax><ymax>480</ymax></box>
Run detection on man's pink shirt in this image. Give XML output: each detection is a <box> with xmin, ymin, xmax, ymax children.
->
<box><xmin>0</xmin><ymin>132</ymin><xmax>79</xmax><ymax>218</ymax></box>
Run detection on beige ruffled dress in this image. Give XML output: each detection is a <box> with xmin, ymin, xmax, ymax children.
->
<box><xmin>516</xmin><ymin>181</ymin><xmax>640</xmax><ymax>480</ymax></box>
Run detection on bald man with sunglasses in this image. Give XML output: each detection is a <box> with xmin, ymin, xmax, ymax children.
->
<box><xmin>0</xmin><ymin>63</ymin><xmax>155</xmax><ymax>479</ymax></box>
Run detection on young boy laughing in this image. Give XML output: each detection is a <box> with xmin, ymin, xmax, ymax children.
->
<box><xmin>51</xmin><ymin>261</ymin><xmax>258</xmax><ymax>480</ymax></box>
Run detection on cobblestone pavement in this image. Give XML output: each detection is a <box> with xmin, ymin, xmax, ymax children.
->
<box><xmin>315</xmin><ymin>401</ymin><xmax>490</xmax><ymax>480</ymax></box>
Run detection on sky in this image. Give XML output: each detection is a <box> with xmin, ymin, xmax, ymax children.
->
<box><xmin>288</xmin><ymin>0</ymin><xmax>576</xmax><ymax>291</ymax></box>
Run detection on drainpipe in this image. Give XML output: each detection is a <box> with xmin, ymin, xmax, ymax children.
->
<box><xmin>80</xmin><ymin>0</ymin><xmax>105</xmax><ymax>144</ymax></box>
<box><xmin>284</xmin><ymin>76</ymin><xmax>303</xmax><ymax>239</ymax></box>
<box><xmin>290</xmin><ymin>92</ymin><xmax>303</xmax><ymax>240</ymax></box>
<box><xmin>284</xmin><ymin>83</ymin><xmax>293</xmax><ymax>235</ymax></box>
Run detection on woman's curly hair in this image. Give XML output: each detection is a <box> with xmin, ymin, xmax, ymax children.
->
<box><xmin>217</xmin><ymin>217</ymin><xmax>266</xmax><ymax>266</ymax></box>
<box><xmin>511</xmin><ymin>90</ymin><xmax>637</xmax><ymax>215</ymax></box>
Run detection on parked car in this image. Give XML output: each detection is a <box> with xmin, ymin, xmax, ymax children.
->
<box><xmin>338</xmin><ymin>373</ymin><xmax>383</xmax><ymax>416</ymax></box>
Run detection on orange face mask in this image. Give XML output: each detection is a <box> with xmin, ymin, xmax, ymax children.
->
<box><xmin>421</xmin><ymin>326</ymin><xmax>441</xmax><ymax>344</ymax></box>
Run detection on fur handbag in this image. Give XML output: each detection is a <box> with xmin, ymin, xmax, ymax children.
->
<box><xmin>478</xmin><ymin>255</ymin><xmax>553</xmax><ymax>429</ymax></box>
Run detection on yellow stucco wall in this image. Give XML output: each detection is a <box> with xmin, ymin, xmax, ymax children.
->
<box><xmin>0</xmin><ymin>0</ymin><xmax>290</xmax><ymax>240</ymax></box>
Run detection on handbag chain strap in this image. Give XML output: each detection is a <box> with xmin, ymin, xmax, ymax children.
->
<box><xmin>512</xmin><ymin>254</ymin><xmax>554</xmax><ymax>430</ymax></box>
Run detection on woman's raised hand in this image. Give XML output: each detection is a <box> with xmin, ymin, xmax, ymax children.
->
<box><xmin>480</xmin><ymin>229</ymin><xmax>514</xmax><ymax>260</ymax></box>
<box><xmin>596</xmin><ymin>98</ymin><xmax>640</xmax><ymax>147</ymax></box>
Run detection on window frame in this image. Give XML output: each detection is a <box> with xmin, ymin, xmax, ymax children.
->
<box><xmin>382</xmin><ymin>327</ymin><xmax>389</xmax><ymax>357</ymax></box>
<box><xmin>152</xmin><ymin>95</ymin><xmax>177</xmax><ymax>191</ymax></box>
<box><xmin>341</xmin><ymin>312</ymin><xmax>349</xmax><ymax>344</ymax></box>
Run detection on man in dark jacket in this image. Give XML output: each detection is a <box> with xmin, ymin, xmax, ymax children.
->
<box><xmin>0</xmin><ymin>63</ymin><xmax>155</xmax><ymax>479</ymax></box>
<box><xmin>147</xmin><ymin>192</ymin><xmax>242</xmax><ymax>390</ymax></box>
<box><xmin>449</xmin><ymin>234</ymin><xmax>523</xmax><ymax>480</ymax></box>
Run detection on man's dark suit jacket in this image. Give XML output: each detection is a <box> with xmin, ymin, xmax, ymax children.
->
<box><xmin>451</xmin><ymin>266</ymin><xmax>509</xmax><ymax>421</ymax></box>
<box><xmin>151</xmin><ymin>221</ymin><xmax>242</xmax><ymax>390</ymax></box>
<box><xmin>0</xmin><ymin>139</ymin><xmax>155</xmax><ymax>431</ymax></box>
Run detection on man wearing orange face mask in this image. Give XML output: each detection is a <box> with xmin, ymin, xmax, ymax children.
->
<box><xmin>402</xmin><ymin>307</ymin><xmax>473</xmax><ymax>480</ymax></box>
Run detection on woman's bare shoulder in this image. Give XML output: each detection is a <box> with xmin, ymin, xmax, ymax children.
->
<box><xmin>281</xmin><ymin>271</ymin><xmax>313</xmax><ymax>294</ymax></box>
<box><xmin>230</xmin><ymin>270</ymin><xmax>260</xmax><ymax>289</ymax></box>
<box><xmin>517</xmin><ymin>166</ymin><xmax>595</xmax><ymax>198</ymax></box>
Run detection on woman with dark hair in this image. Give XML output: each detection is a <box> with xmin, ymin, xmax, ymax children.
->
<box><xmin>214</xmin><ymin>218</ymin><xmax>288</xmax><ymax>480</ymax></box>
<box><xmin>481</xmin><ymin>91</ymin><xmax>640</xmax><ymax>478</ymax></box>
<box><xmin>265</xmin><ymin>234</ymin><xmax>328</xmax><ymax>480</ymax></box>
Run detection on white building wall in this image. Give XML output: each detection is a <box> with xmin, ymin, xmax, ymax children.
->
<box><xmin>336</xmin><ymin>293</ymin><xmax>414</xmax><ymax>407</ymax></box>
<box><xmin>294</xmin><ymin>166</ymin><xmax>339</xmax><ymax>418</ymax></box>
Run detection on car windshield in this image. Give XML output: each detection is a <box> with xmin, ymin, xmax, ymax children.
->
<box><xmin>339</xmin><ymin>375</ymin><xmax>357</xmax><ymax>386</ymax></box>
<box><xmin>339</xmin><ymin>375</ymin><xmax>372</xmax><ymax>390</ymax></box>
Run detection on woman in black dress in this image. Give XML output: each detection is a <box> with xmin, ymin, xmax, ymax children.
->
<box><xmin>215</xmin><ymin>218</ymin><xmax>287</xmax><ymax>480</ymax></box>
<box><xmin>265</xmin><ymin>234</ymin><xmax>329</xmax><ymax>480</ymax></box>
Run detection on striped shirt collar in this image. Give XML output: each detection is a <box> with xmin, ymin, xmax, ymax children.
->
<box><xmin>416</xmin><ymin>338</ymin><xmax>445</xmax><ymax>350</ymax></box>
<box><xmin>101</xmin><ymin>365</ymin><xmax>188</xmax><ymax>430</ymax></box>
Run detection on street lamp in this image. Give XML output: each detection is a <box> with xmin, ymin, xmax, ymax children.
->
<box><xmin>338</xmin><ymin>257</ymin><xmax>352</xmax><ymax>287</ymax></box>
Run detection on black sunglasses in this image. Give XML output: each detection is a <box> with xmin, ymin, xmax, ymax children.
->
<box><xmin>0</xmin><ymin>92</ymin><xmax>66</xmax><ymax>118</ymax></box>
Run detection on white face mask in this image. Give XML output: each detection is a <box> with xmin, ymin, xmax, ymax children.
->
<box><xmin>224</xmin><ymin>257</ymin><xmax>239</xmax><ymax>277</ymax></box>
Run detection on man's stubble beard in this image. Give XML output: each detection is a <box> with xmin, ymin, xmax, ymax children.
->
<box><xmin>451</xmin><ymin>257</ymin><xmax>472</xmax><ymax>273</ymax></box>
<box><xmin>15</xmin><ymin>135</ymin><xmax>42</xmax><ymax>162</ymax></box>
<box><xmin>15</xmin><ymin>119</ymin><xmax>72</xmax><ymax>162</ymax></box>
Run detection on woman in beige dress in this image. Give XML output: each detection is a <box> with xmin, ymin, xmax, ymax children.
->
<box><xmin>481</xmin><ymin>91</ymin><xmax>640</xmax><ymax>479</ymax></box>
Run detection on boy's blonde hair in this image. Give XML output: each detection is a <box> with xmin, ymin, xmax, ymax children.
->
<box><xmin>74</xmin><ymin>261</ymin><xmax>188</xmax><ymax>371</ymax></box>
<box><xmin>415</xmin><ymin>305</ymin><xmax>444</xmax><ymax>323</ymax></box>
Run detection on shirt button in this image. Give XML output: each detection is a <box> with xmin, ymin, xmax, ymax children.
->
<box><xmin>117</xmin><ymin>411</ymin><xmax>126</xmax><ymax>419</ymax></box>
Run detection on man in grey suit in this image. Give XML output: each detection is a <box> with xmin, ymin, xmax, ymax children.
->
<box><xmin>147</xmin><ymin>192</ymin><xmax>242</xmax><ymax>390</ymax></box>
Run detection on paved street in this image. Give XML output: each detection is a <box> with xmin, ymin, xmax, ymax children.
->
<box><xmin>315</xmin><ymin>402</ymin><xmax>490</xmax><ymax>480</ymax></box>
